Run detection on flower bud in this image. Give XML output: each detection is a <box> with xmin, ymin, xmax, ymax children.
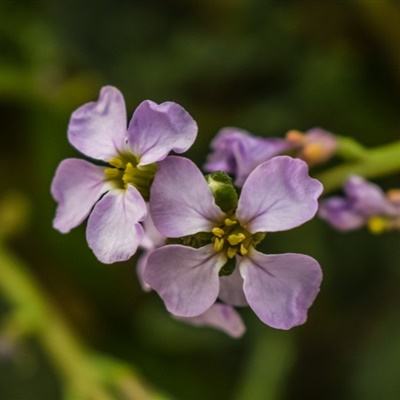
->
<box><xmin>205</xmin><ymin>171</ymin><xmax>238</xmax><ymax>213</ymax></box>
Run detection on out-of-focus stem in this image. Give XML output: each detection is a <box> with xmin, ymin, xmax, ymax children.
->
<box><xmin>316</xmin><ymin>141</ymin><xmax>400</xmax><ymax>194</ymax></box>
<box><xmin>0</xmin><ymin>242</ymin><xmax>166</xmax><ymax>400</ymax></box>
<box><xmin>234</xmin><ymin>329</ymin><xmax>295</xmax><ymax>400</ymax></box>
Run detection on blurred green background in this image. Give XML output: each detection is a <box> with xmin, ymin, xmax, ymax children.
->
<box><xmin>1</xmin><ymin>1</ymin><xmax>400</xmax><ymax>399</ymax></box>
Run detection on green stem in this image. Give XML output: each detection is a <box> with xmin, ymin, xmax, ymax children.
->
<box><xmin>234</xmin><ymin>329</ymin><xmax>295</xmax><ymax>400</ymax></box>
<box><xmin>0</xmin><ymin>242</ymin><xmax>166</xmax><ymax>400</ymax></box>
<box><xmin>316</xmin><ymin>140</ymin><xmax>400</xmax><ymax>194</ymax></box>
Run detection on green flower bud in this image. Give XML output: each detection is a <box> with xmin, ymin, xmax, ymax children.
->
<box><xmin>205</xmin><ymin>171</ymin><xmax>238</xmax><ymax>213</ymax></box>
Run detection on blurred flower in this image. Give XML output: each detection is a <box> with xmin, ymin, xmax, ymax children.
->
<box><xmin>286</xmin><ymin>128</ymin><xmax>337</xmax><ymax>166</ymax></box>
<box><xmin>51</xmin><ymin>86</ymin><xmax>197</xmax><ymax>263</ymax></box>
<box><xmin>204</xmin><ymin>127</ymin><xmax>292</xmax><ymax>187</ymax></box>
<box><xmin>319</xmin><ymin>176</ymin><xmax>400</xmax><ymax>233</ymax></box>
<box><xmin>145</xmin><ymin>156</ymin><xmax>323</xmax><ymax>330</ymax></box>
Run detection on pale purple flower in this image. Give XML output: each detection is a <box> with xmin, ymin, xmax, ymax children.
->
<box><xmin>51</xmin><ymin>86</ymin><xmax>197</xmax><ymax>263</ymax></box>
<box><xmin>319</xmin><ymin>176</ymin><xmax>400</xmax><ymax>232</ymax></box>
<box><xmin>145</xmin><ymin>156</ymin><xmax>323</xmax><ymax>330</ymax></box>
<box><xmin>204</xmin><ymin>127</ymin><xmax>293</xmax><ymax>187</ymax></box>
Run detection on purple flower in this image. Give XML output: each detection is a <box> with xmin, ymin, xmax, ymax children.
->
<box><xmin>286</xmin><ymin>128</ymin><xmax>337</xmax><ymax>166</ymax></box>
<box><xmin>204</xmin><ymin>127</ymin><xmax>293</xmax><ymax>187</ymax></box>
<box><xmin>145</xmin><ymin>156</ymin><xmax>323</xmax><ymax>330</ymax></box>
<box><xmin>319</xmin><ymin>176</ymin><xmax>400</xmax><ymax>232</ymax></box>
<box><xmin>51</xmin><ymin>86</ymin><xmax>197</xmax><ymax>263</ymax></box>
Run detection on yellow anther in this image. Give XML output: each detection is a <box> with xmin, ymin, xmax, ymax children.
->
<box><xmin>109</xmin><ymin>157</ymin><xmax>125</xmax><ymax>169</ymax></box>
<box><xmin>104</xmin><ymin>168</ymin><xmax>120</xmax><ymax>178</ymax></box>
<box><xmin>227</xmin><ymin>233</ymin><xmax>245</xmax><ymax>246</ymax></box>
<box><xmin>214</xmin><ymin>237</ymin><xmax>224</xmax><ymax>252</ymax></box>
<box><xmin>368</xmin><ymin>216</ymin><xmax>387</xmax><ymax>234</ymax></box>
<box><xmin>122</xmin><ymin>162</ymin><xmax>136</xmax><ymax>184</ymax></box>
<box><xmin>227</xmin><ymin>247</ymin><xmax>237</xmax><ymax>259</ymax></box>
<box><xmin>212</xmin><ymin>227</ymin><xmax>225</xmax><ymax>238</ymax></box>
<box><xmin>240</xmin><ymin>244</ymin><xmax>248</xmax><ymax>256</ymax></box>
<box><xmin>224</xmin><ymin>218</ymin><xmax>237</xmax><ymax>227</ymax></box>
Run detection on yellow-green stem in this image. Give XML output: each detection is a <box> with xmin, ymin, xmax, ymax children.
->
<box><xmin>316</xmin><ymin>141</ymin><xmax>400</xmax><ymax>194</ymax></box>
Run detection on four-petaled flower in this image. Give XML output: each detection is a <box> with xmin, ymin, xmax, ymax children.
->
<box><xmin>144</xmin><ymin>156</ymin><xmax>323</xmax><ymax>329</ymax></box>
<box><xmin>51</xmin><ymin>86</ymin><xmax>197</xmax><ymax>263</ymax></box>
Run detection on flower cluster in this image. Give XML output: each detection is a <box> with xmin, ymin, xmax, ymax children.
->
<box><xmin>52</xmin><ymin>86</ymin><xmax>326</xmax><ymax>337</ymax></box>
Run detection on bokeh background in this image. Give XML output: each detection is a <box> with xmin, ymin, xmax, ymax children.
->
<box><xmin>1</xmin><ymin>1</ymin><xmax>400</xmax><ymax>399</ymax></box>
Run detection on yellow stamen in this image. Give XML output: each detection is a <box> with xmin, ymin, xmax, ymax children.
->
<box><xmin>224</xmin><ymin>218</ymin><xmax>237</xmax><ymax>227</ymax></box>
<box><xmin>122</xmin><ymin>162</ymin><xmax>136</xmax><ymax>186</ymax></box>
<box><xmin>368</xmin><ymin>216</ymin><xmax>387</xmax><ymax>234</ymax></box>
<box><xmin>227</xmin><ymin>247</ymin><xmax>237</xmax><ymax>259</ymax></box>
<box><xmin>214</xmin><ymin>237</ymin><xmax>224</xmax><ymax>252</ymax></box>
<box><xmin>227</xmin><ymin>233</ymin><xmax>245</xmax><ymax>246</ymax></box>
<box><xmin>240</xmin><ymin>244</ymin><xmax>248</xmax><ymax>256</ymax></box>
<box><xmin>211</xmin><ymin>227</ymin><xmax>225</xmax><ymax>238</ymax></box>
<box><xmin>104</xmin><ymin>168</ymin><xmax>120</xmax><ymax>178</ymax></box>
<box><xmin>109</xmin><ymin>157</ymin><xmax>125</xmax><ymax>169</ymax></box>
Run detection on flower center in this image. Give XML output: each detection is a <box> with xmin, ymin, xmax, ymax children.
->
<box><xmin>211</xmin><ymin>216</ymin><xmax>265</xmax><ymax>260</ymax></box>
<box><xmin>104</xmin><ymin>154</ymin><xmax>157</xmax><ymax>200</ymax></box>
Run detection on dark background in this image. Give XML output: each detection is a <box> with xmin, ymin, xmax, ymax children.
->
<box><xmin>1</xmin><ymin>1</ymin><xmax>400</xmax><ymax>399</ymax></box>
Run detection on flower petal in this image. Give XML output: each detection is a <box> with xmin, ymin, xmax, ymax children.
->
<box><xmin>236</xmin><ymin>156</ymin><xmax>323</xmax><ymax>233</ymax></box>
<box><xmin>218</xmin><ymin>266</ymin><xmax>248</xmax><ymax>306</ymax></box>
<box><xmin>345</xmin><ymin>176</ymin><xmax>394</xmax><ymax>215</ymax></box>
<box><xmin>150</xmin><ymin>156</ymin><xmax>225</xmax><ymax>237</ymax></box>
<box><xmin>239</xmin><ymin>250</ymin><xmax>322</xmax><ymax>329</ymax></box>
<box><xmin>51</xmin><ymin>158</ymin><xmax>109</xmax><ymax>233</ymax></box>
<box><xmin>136</xmin><ymin>250</ymin><xmax>152</xmax><ymax>292</ymax></box>
<box><xmin>86</xmin><ymin>186</ymin><xmax>147</xmax><ymax>264</ymax></box>
<box><xmin>68</xmin><ymin>86</ymin><xmax>127</xmax><ymax>161</ymax></box>
<box><xmin>318</xmin><ymin>196</ymin><xmax>366</xmax><ymax>231</ymax></box>
<box><xmin>127</xmin><ymin>100</ymin><xmax>197</xmax><ymax>165</ymax></box>
<box><xmin>144</xmin><ymin>244</ymin><xmax>225</xmax><ymax>317</ymax></box>
<box><xmin>176</xmin><ymin>303</ymin><xmax>246</xmax><ymax>338</ymax></box>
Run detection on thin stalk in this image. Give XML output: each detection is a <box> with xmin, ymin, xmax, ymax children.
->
<box><xmin>316</xmin><ymin>141</ymin><xmax>400</xmax><ymax>194</ymax></box>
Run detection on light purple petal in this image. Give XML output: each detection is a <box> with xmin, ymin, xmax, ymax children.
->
<box><xmin>204</xmin><ymin>128</ymin><xmax>293</xmax><ymax>187</ymax></box>
<box><xmin>218</xmin><ymin>266</ymin><xmax>248</xmax><ymax>306</ymax></box>
<box><xmin>127</xmin><ymin>100</ymin><xmax>197</xmax><ymax>166</ymax></box>
<box><xmin>51</xmin><ymin>158</ymin><xmax>110</xmax><ymax>233</ymax></box>
<box><xmin>239</xmin><ymin>250</ymin><xmax>322</xmax><ymax>329</ymax></box>
<box><xmin>140</xmin><ymin>208</ymin><xmax>166</xmax><ymax>251</ymax></box>
<box><xmin>318</xmin><ymin>197</ymin><xmax>366</xmax><ymax>231</ymax></box>
<box><xmin>144</xmin><ymin>244</ymin><xmax>226</xmax><ymax>317</ymax></box>
<box><xmin>86</xmin><ymin>186</ymin><xmax>147</xmax><ymax>264</ymax></box>
<box><xmin>137</xmin><ymin>250</ymin><xmax>152</xmax><ymax>292</ymax></box>
<box><xmin>150</xmin><ymin>156</ymin><xmax>225</xmax><ymax>237</ymax></box>
<box><xmin>68</xmin><ymin>86</ymin><xmax>127</xmax><ymax>161</ymax></box>
<box><xmin>237</xmin><ymin>156</ymin><xmax>323</xmax><ymax>233</ymax></box>
<box><xmin>176</xmin><ymin>303</ymin><xmax>246</xmax><ymax>338</ymax></box>
<box><xmin>345</xmin><ymin>176</ymin><xmax>395</xmax><ymax>215</ymax></box>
